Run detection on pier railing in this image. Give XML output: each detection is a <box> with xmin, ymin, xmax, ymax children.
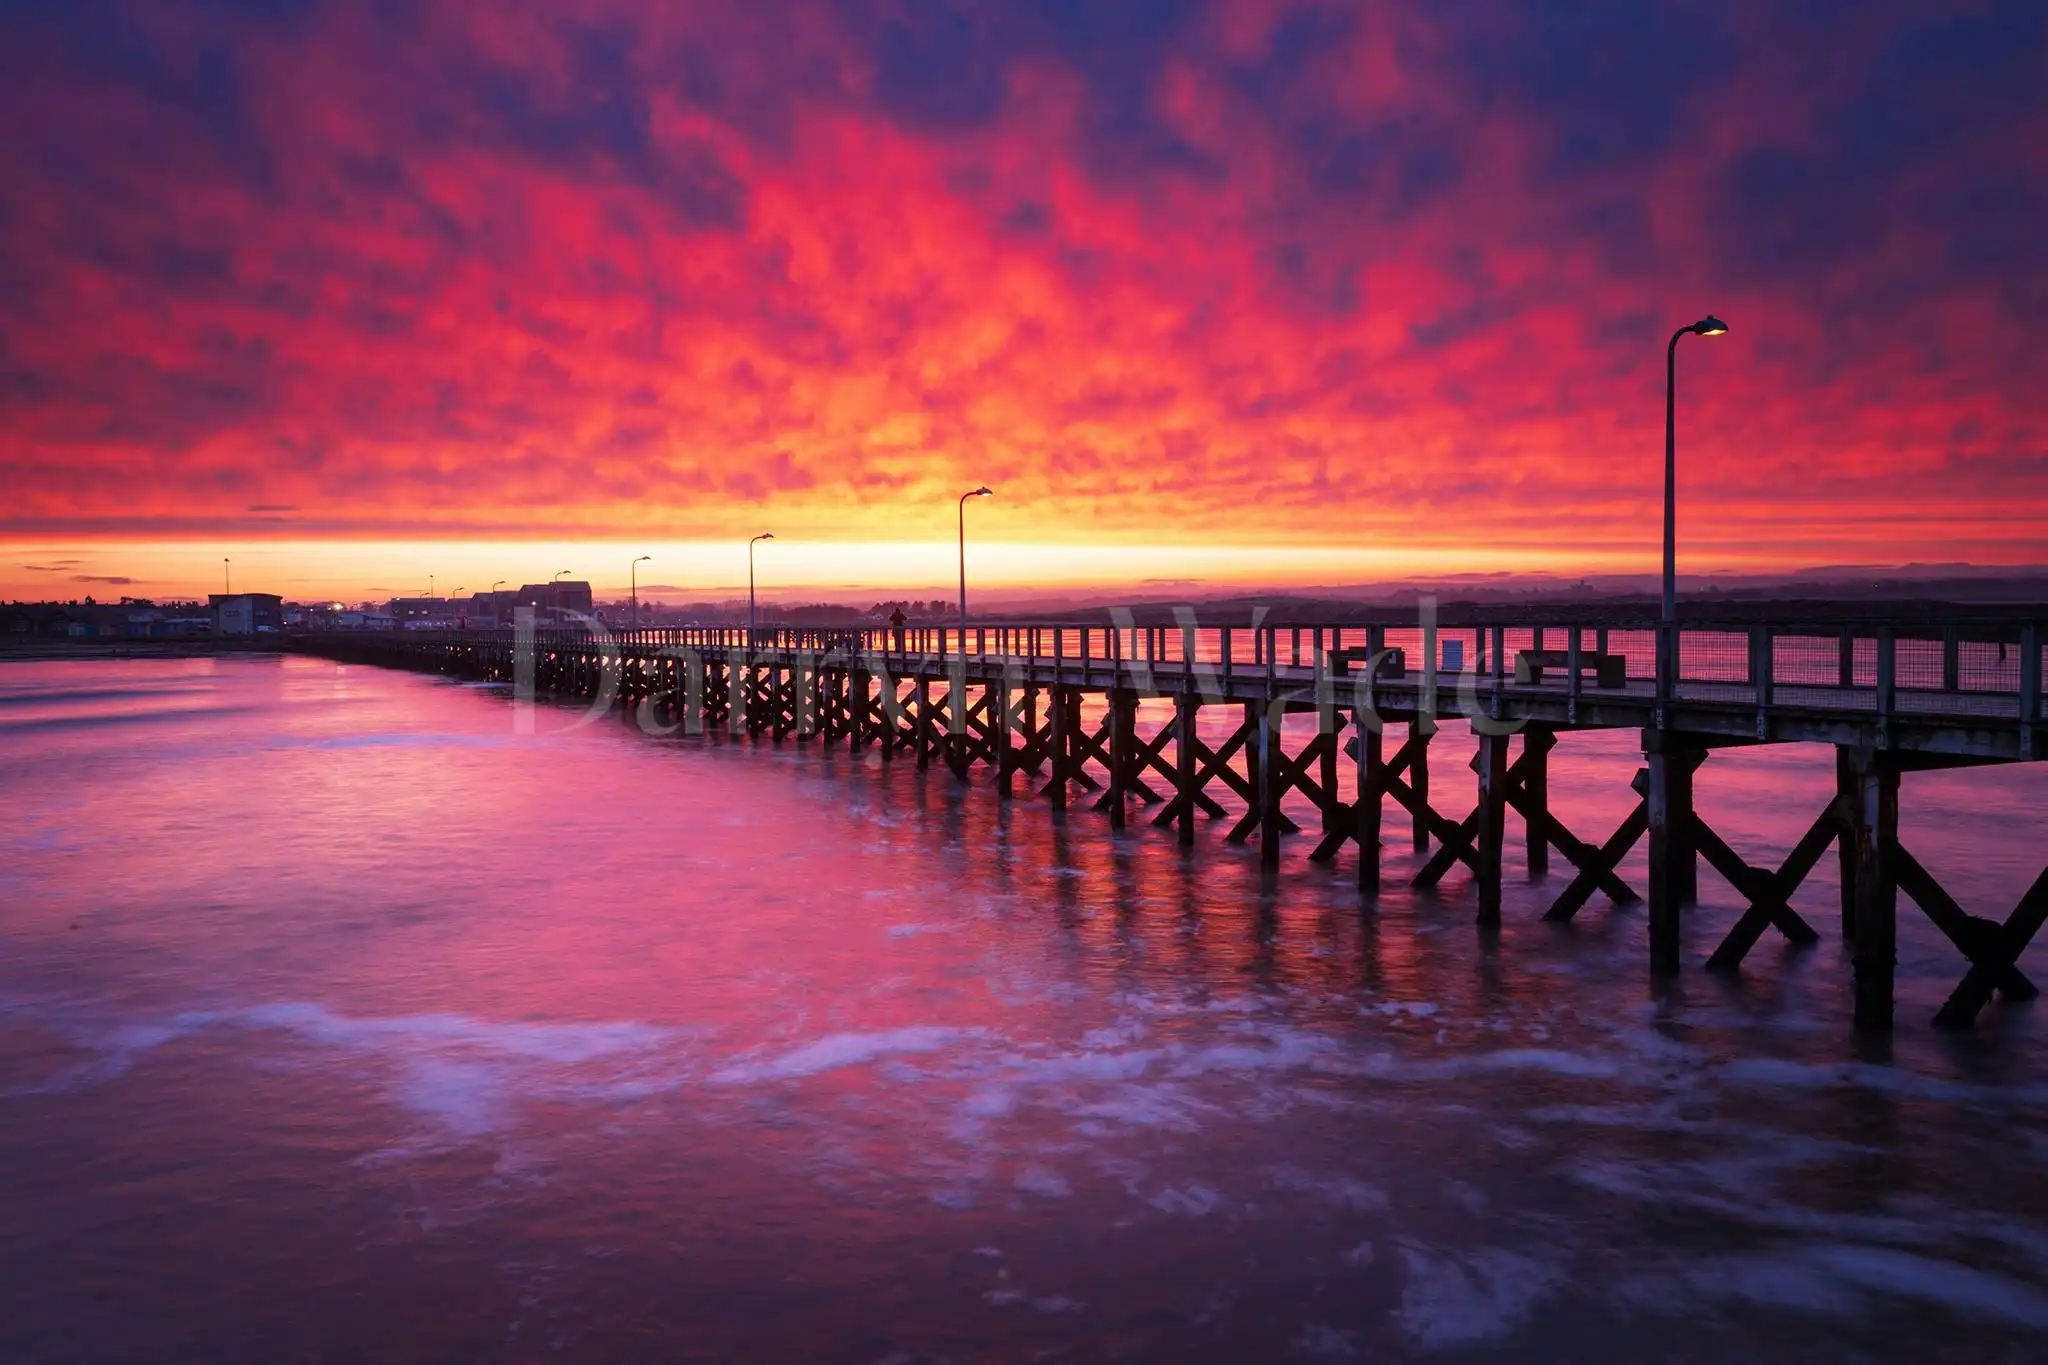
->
<box><xmin>442</xmin><ymin>616</ymin><xmax>2043</xmax><ymax>727</ymax></box>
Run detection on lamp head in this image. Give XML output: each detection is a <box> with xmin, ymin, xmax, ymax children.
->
<box><xmin>1692</xmin><ymin>315</ymin><xmax>1728</xmax><ymax>336</ymax></box>
<box><xmin>972</xmin><ymin>486</ymin><xmax>993</xmax><ymax>497</ymax></box>
<box><xmin>634</xmin><ymin>555</ymin><xmax>651</xmax><ymax>564</ymax></box>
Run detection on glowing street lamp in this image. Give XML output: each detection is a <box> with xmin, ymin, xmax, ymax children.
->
<box><xmin>958</xmin><ymin>486</ymin><xmax>993</xmax><ymax>629</ymax></box>
<box><xmin>748</xmin><ymin>534</ymin><xmax>774</xmax><ymax>644</ymax></box>
<box><xmin>1664</xmin><ymin>316</ymin><xmax>1728</xmax><ymax>628</ymax></box>
<box><xmin>630</xmin><ymin>555</ymin><xmax>651</xmax><ymax>630</ymax></box>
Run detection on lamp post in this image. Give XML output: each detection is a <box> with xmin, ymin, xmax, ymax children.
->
<box><xmin>1664</xmin><ymin>316</ymin><xmax>1728</xmax><ymax>628</ymax></box>
<box><xmin>630</xmin><ymin>555</ymin><xmax>651</xmax><ymax>630</ymax></box>
<box><xmin>222</xmin><ymin>558</ymin><xmax>230</xmax><ymax>596</ymax></box>
<box><xmin>957</xmin><ymin>486</ymin><xmax>993</xmax><ymax>630</ymax></box>
<box><xmin>748</xmin><ymin>533</ymin><xmax>774</xmax><ymax>645</ymax></box>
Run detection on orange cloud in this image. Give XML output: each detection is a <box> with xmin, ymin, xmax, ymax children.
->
<box><xmin>0</xmin><ymin>0</ymin><xmax>2041</xmax><ymax>588</ymax></box>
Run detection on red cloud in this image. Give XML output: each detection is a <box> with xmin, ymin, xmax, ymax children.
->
<box><xmin>0</xmin><ymin>1</ymin><xmax>2041</xmax><ymax>568</ymax></box>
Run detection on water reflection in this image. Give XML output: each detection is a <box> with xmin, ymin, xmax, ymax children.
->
<box><xmin>2</xmin><ymin>656</ymin><xmax>2047</xmax><ymax>1362</ymax></box>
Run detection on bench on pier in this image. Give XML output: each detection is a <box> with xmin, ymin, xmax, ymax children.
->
<box><xmin>1514</xmin><ymin>649</ymin><xmax>1627</xmax><ymax>688</ymax></box>
<box><xmin>1328</xmin><ymin>645</ymin><xmax>1406</xmax><ymax>679</ymax></box>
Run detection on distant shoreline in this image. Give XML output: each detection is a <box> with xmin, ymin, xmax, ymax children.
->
<box><xmin>0</xmin><ymin>640</ymin><xmax>283</xmax><ymax>663</ymax></box>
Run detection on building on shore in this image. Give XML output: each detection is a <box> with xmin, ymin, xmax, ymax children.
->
<box><xmin>513</xmin><ymin>581</ymin><xmax>595</xmax><ymax>623</ymax></box>
<box><xmin>462</xmin><ymin>590</ymin><xmax>520</xmax><ymax>628</ymax></box>
<box><xmin>211</xmin><ymin>593</ymin><xmax>284</xmax><ymax>636</ymax></box>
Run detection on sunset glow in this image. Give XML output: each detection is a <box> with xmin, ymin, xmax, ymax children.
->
<box><xmin>4</xmin><ymin>2</ymin><xmax>2043</xmax><ymax>598</ymax></box>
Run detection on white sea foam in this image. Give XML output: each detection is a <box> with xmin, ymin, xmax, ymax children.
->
<box><xmin>1396</xmin><ymin>1242</ymin><xmax>1562</xmax><ymax>1349</ymax></box>
<box><xmin>1266</xmin><ymin>1164</ymin><xmax>1388</xmax><ymax>1212</ymax></box>
<box><xmin>1140</xmin><ymin>1183</ymin><xmax>1223</xmax><ymax>1216</ymax></box>
<box><xmin>1618</xmin><ymin>1245</ymin><xmax>2048</xmax><ymax>1328</ymax></box>
<box><xmin>1714</xmin><ymin>1057</ymin><xmax>2048</xmax><ymax>1106</ymax></box>
<box><xmin>1014</xmin><ymin>1163</ymin><xmax>1072</xmax><ymax>1198</ymax></box>
<box><xmin>710</xmin><ymin>1026</ymin><xmax>987</xmax><ymax>1083</ymax></box>
<box><xmin>12</xmin><ymin>1000</ymin><xmax>680</xmax><ymax>1140</ymax></box>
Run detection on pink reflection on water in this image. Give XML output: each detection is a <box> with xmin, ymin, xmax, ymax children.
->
<box><xmin>5</xmin><ymin>655</ymin><xmax>2048</xmax><ymax>1360</ymax></box>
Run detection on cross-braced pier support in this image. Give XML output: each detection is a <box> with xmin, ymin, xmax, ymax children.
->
<box><xmin>299</xmin><ymin>617</ymin><xmax>2048</xmax><ymax>1035</ymax></box>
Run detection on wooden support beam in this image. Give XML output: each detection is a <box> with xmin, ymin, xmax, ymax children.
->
<box><xmin>1158</xmin><ymin>716</ymin><xmax>1258</xmax><ymax>832</ymax></box>
<box><xmin>1835</xmin><ymin>746</ymin><xmax>1856</xmax><ymax>939</ymax></box>
<box><xmin>994</xmin><ymin>673</ymin><xmax>1014</xmax><ymax>799</ymax></box>
<box><xmin>1523</xmin><ymin>727</ymin><xmax>1553</xmax><ymax>875</ymax></box>
<box><xmin>1546</xmin><ymin>783</ymin><xmax>1649</xmax><ymax>918</ymax></box>
<box><xmin>1196</xmin><ymin>718</ymin><xmax>1258</xmax><ymax>809</ymax></box>
<box><xmin>1257</xmin><ymin>701</ymin><xmax>1281</xmax><ymax>868</ymax></box>
<box><xmin>885</xmin><ymin>675</ymin><xmax>907</xmax><ymax>759</ymax></box>
<box><xmin>1226</xmin><ymin>728</ymin><xmax>1316</xmax><ymax>843</ymax></box>
<box><xmin>1700</xmin><ymin>800</ymin><xmax>1837</xmax><ymax>971</ymax></box>
<box><xmin>1115</xmin><ymin>690</ymin><xmax>1141</xmax><ymax>828</ymax></box>
<box><xmin>1894</xmin><ymin>844</ymin><xmax>2038</xmax><ymax>1006</ymax></box>
<box><xmin>1401</xmin><ymin>733</ymin><xmax>1628</xmax><ymax>912</ymax></box>
<box><xmin>1354</xmin><ymin>720</ymin><xmax>1383</xmax><ymax>894</ymax></box>
<box><xmin>1474</xmin><ymin>731</ymin><xmax>1511</xmax><ymax>924</ymax></box>
<box><xmin>848</xmin><ymin>665</ymin><xmax>866</xmax><ymax>752</ymax></box>
<box><xmin>1647</xmin><ymin>749</ymin><xmax>1681</xmax><ymax>974</ymax></box>
<box><xmin>914</xmin><ymin>677</ymin><xmax>932</xmax><ymax>770</ymax></box>
<box><xmin>1508</xmin><ymin>785</ymin><xmax>1639</xmax><ymax>907</ymax></box>
<box><xmin>1411</xmin><ymin>722</ymin><xmax>1432</xmax><ymax>852</ymax></box>
<box><xmin>1316</xmin><ymin>645</ymin><xmax>1340</xmax><ymax>839</ymax></box>
<box><xmin>1384</xmin><ymin>765</ymin><xmax>1475</xmax><ymax>876</ymax></box>
<box><xmin>1235</xmin><ymin>703</ymin><xmax>1263</xmax><ymax>845</ymax></box>
<box><xmin>1313</xmin><ymin>731</ymin><xmax>1419</xmax><ymax>862</ymax></box>
<box><xmin>1411</xmin><ymin>762</ymin><xmax>1510</xmax><ymax>886</ymax></box>
<box><xmin>1043</xmin><ymin>687</ymin><xmax>1069</xmax><ymax>807</ymax></box>
<box><xmin>1123</xmin><ymin>723</ymin><xmax>1178</xmax><ymax>806</ymax></box>
<box><xmin>1672</xmin><ymin>738</ymin><xmax>1698</xmax><ymax>903</ymax></box>
<box><xmin>1645</xmin><ymin>738</ymin><xmax>1707</xmax><ymax>975</ymax></box>
<box><xmin>1022</xmin><ymin>687</ymin><xmax>1042</xmax><ymax>774</ymax></box>
<box><xmin>684</xmin><ymin>653</ymin><xmax>705</xmax><ymax>736</ymax></box>
<box><xmin>1175</xmin><ymin>690</ymin><xmax>1197</xmax><ymax>846</ymax></box>
<box><xmin>1929</xmin><ymin>862</ymin><xmax>2048</xmax><ymax>1029</ymax></box>
<box><xmin>1850</xmin><ymin>750</ymin><xmax>1900</xmax><ymax>1030</ymax></box>
<box><xmin>1072</xmin><ymin>715</ymin><xmax>1115</xmax><ymax>787</ymax></box>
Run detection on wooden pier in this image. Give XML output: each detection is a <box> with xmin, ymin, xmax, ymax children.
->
<box><xmin>295</xmin><ymin>613</ymin><xmax>2047</xmax><ymax>1033</ymax></box>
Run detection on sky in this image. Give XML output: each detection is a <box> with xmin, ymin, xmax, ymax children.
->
<box><xmin>2</xmin><ymin>0</ymin><xmax>2044</xmax><ymax>601</ymax></box>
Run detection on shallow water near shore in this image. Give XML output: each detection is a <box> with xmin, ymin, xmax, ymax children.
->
<box><xmin>4</xmin><ymin>654</ymin><xmax>2048</xmax><ymax>1363</ymax></box>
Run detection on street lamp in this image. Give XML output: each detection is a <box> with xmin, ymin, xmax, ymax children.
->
<box><xmin>1664</xmin><ymin>316</ymin><xmax>1727</xmax><ymax>628</ymax></box>
<box><xmin>630</xmin><ymin>555</ymin><xmax>651</xmax><ymax>630</ymax></box>
<box><xmin>222</xmin><ymin>558</ymin><xmax>231</xmax><ymax>596</ymax></box>
<box><xmin>552</xmin><ymin>569</ymin><xmax>572</xmax><ymax>582</ymax></box>
<box><xmin>748</xmin><ymin>533</ymin><xmax>774</xmax><ymax>644</ymax></box>
<box><xmin>958</xmin><ymin>486</ymin><xmax>993</xmax><ymax>629</ymax></box>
